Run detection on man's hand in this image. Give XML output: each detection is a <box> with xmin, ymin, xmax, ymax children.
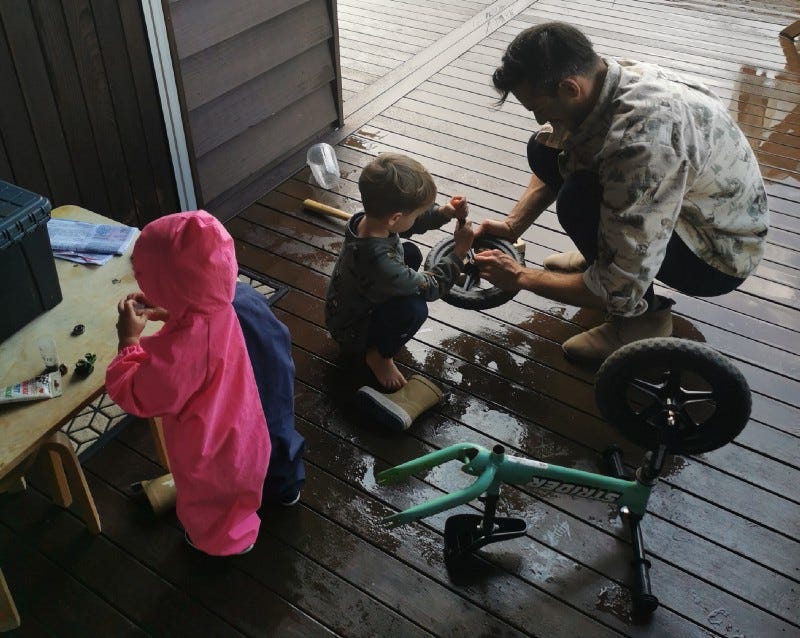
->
<box><xmin>474</xmin><ymin>249</ymin><xmax>524</xmax><ymax>291</ymax></box>
<box><xmin>441</xmin><ymin>195</ymin><xmax>469</xmax><ymax>221</ymax></box>
<box><xmin>474</xmin><ymin>218</ymin><xmax>517</xmax><ymax>241</ymax></box>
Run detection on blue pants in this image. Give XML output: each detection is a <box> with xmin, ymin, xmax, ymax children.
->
<box><xmin>233</xmin><ymin>282</ymin><xmax>305</xmax><ymax>502</ymax></box>
<box><xmin>365</xmin><ymin>242</ymin><xmax>428</xmax><ymax>358</ymax></box>
<box><xmin>527</xmin><ymin>136</ymin><xmax>745</xmax><ymax>303</ymax></box>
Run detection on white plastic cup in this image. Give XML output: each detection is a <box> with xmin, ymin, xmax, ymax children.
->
<box><xmin>37</xmin><ymin>334</ymin><xmax>60</xmax><ymax>371</ymax></box>
<box><xmin>306</xmin><ymin>143</ymin><xmax>340</xmax><ymax>189</ymax></box>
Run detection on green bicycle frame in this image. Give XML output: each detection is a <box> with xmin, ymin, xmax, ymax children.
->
<box><xmin>378</xmin><ymin>443</ymin><xmax>653</xmax><ymax>527</ymax></box>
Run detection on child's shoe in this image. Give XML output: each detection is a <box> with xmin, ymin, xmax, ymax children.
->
<box><xmin>356</xmin><ymin>375</ymin><xmax>443</xmax><ymax>431</ymax></box>
<box><xmin>279</xmin><ymin>490</ymin><xmax>302</xmax><ymax>507</ymax></box>
<box><xmin>129</xmin><ymin>473</ymin><xmax>176</xmax><ymax>515</ymax></box>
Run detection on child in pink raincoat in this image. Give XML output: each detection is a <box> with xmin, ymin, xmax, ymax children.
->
<box><xmin>106</xmin><ymin>210</ymin><xmax>270</xmax><ymax>556</ymax></box>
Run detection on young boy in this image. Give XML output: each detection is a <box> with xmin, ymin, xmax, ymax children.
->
<box><xmin>325</xmin><ymin>153</ymin><xmax>474</xmax><ymax>390</ymax></box>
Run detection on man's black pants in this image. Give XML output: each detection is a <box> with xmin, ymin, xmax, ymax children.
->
<box><xmin>527</xmin><ymin>136</ymin><xmax>745</xmax><ymax>306</ymax></box>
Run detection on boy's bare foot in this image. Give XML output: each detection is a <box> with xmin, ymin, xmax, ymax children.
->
<box><xmin>365</xmin><ymin>349</ymin><xmax>407</xmax><ymax>391</ymax></box>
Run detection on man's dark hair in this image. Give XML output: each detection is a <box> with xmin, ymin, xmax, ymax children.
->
<box><xmin>492</xmin><ymin>22</ymin><xmax>600</xmax><ymax>102</ymax></box>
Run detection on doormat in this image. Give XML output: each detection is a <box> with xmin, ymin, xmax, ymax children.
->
<box><xmin>67</xmin><ymin>271</ymin><xmax>289</xmax><ymax>461</ymax></box>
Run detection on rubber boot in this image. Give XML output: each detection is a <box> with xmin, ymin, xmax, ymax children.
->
<box><xmin>131</xmin><ymin>473</ymin><xmax>176</xmax><ymax>515</ymax></box>
<box><xmin>356</xmin><ymin>375</ymin><xmax>443</xmax><ymax>431</ymax></box>
<box><xmin>543</xmin><ymin>250</ymin><xmax>587</xmax><ymax>272</ymax></box>
<box><xmin>562</xmin><ymin>297</ymin><xmax>675</xmax><ymax>361</ymax></box>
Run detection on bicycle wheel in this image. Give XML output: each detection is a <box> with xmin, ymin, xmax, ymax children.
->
<box><xmin>425</xmin><ymin>235</ymin><xmax>521</xmax><ymax>310</ymax></box>
<box><xmin>595</xmin><ymin>337</ymin><xmax>751</xmax><ymax>454</ymax></box>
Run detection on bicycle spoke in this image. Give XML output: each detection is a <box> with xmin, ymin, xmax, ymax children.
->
<box><xmin>675</xmin><ymin>405</ymin><xmax>701</xmax><ymax>429</ymax></box>
<box><xmin>679</xmin><ymin>388</ymin><xmax>716</xmax><ymax>407</ymax></box>
<box><xmin>461</xmin><ymin>273</ymin><xmax>479</xmax><ymax>291</ymax></box>
<box><xmin>629</xmin><ymin>377</ymin><xmax>665</xmax><ymax>401</ymax></box>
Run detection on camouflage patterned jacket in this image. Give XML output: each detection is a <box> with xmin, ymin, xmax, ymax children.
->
<box><xmin>537</xmin><ymin>59</ymin><xmax>769</xmax><ymax>316</ymax></box>
<box><xmin>325</xmin><ymin>205</ymin><xmax>462</xmax><ymax>352</ymax></box>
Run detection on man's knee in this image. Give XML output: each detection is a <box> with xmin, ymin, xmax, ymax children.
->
<box><xmin>556</xmin><ymin>170</ymin><xmax>602</xmax><ymax>223</ymax></box>
<box><xmin>527</xmin><ymin>136</ymin><xmax>563</xmax><ymax>192</ymax></box>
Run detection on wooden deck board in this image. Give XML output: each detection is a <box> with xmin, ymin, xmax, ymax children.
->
<box><xmin>2</xmin><ymin>1</ymin><xmax>799</xmax><ymax>635</ymax></box>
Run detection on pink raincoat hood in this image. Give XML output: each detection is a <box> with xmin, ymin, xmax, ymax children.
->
<box><xmin>132</xmin><ymin>210</ymin><xmax>236</xmax><ymax>315</ymax></box>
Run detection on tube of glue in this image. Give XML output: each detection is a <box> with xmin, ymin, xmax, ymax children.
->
<box><xmin>0</xmin><ymin>371</ymin><xmax>63</xmax><ymax>404</ymax></box>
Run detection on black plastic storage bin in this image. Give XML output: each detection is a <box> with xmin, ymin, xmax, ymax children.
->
<box><xmin>0</xmin><ymin>180</ymin><xmax>62</xmax><ymax>342</ymax></box>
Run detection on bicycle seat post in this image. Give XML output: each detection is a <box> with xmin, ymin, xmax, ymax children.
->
<box><xmin>479</xmin><ymin>445</ymin><xmax>505</xmax><ymax>534</ymax></box>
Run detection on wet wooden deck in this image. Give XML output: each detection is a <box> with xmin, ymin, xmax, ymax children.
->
<box><xmin>3</xmin><ymin>0</ymin><xmax>800</xmax><ymax>636</ymax></box>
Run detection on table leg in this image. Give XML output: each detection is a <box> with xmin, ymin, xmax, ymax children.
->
<box><xmin>0</xmin><ymin>475</ymin><xmax>26</xmax><ymax>495</ymax></box>
<box><xmin>39</xmin><ymin>432</ymin><xmax>101</xmax><ymax>534</ymax></box>
<box><xmin>0</xmin><ymin>569</ymin><xmax>20</xmax><ymax>631</ymax></box>
<box><xmin>148</xmin><ymin>417</ymin><xmax>171</xmax><ymax>471</ymax></box>
<box><xmin>44</xmin><ymin>445</ymin><xmax>72</xmax><ymax>508</ymax></box>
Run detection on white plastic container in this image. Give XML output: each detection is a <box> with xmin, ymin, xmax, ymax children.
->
<box><xmin>306</xmin><ymin>143</ymin><xmax>340</xmax><ymax>189</ymax></box>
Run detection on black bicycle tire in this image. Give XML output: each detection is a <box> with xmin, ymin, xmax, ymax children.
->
<box><xmin>595</xmin><ymin>337</ymin><xmax>751</xmax><ymax>454</ymax></box>
<box><xmin>425</xmin><ymin>236</ymin><xmax>521</xmax><ymax>310</ymax></box>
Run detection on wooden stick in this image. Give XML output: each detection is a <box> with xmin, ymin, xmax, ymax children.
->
<box><xmin>780</xmin><ymin>19</ymin><xmax>800</xmax><ymax>40</ymax></box>
<box><xmin>303</xmin><ymin>199</ymin><xmax>352</xmax><ymax>221</ymax></box>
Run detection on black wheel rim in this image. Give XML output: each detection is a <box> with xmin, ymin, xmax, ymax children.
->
<box><xmin>425</xmin><ymin>235</ymin><xmax>522</xmax><ymax>310</ymax></box>
<box><xmin>622</xmin><ymin>364</ymin><xmax>719</xmax><ymax>450</ymax></box>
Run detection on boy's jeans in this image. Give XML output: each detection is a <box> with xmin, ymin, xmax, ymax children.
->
<box><xmin>366</xmin><ymin>242</ymin><xmax>428</xmax><ymax>358</ymax></box>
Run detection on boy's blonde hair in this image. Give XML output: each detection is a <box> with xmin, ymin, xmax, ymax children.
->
<box><xmin>359</xmin><ymin>153</ymin><xmax>437</xmax><ymax>218</ymax></box>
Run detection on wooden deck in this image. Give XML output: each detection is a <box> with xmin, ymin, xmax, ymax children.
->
<box><xmin>3</xmin><ymin>0</ymin><xmax>800</xmax><ymax>636</ymax></box>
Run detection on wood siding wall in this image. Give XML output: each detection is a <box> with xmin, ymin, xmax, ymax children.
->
<box><xmin>164</xmin><ymin>0</ymin><xmax>342</xmax><ymax>218</ymax></box>
<box><xmin>0</xmin><ymin>0</ymin><xmax>178</xmax><ymax>227</ymax></box>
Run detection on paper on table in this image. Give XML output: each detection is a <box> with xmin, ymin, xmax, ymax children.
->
<box><xmin>47</xmin><ymin>218</ymin><xmax>136</xmax><ymax>255</ymax></box>
<box><xmin>52</xmin><ymin>251</ymin><xmax>114</xmax><ymax>265</ymax></box>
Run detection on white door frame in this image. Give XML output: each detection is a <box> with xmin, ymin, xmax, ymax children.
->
<box><xmin>141</xmin><ymin>0</ymin><xmax>197</xmax><ymax>211</ymax></box>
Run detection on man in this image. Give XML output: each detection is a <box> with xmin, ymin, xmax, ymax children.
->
<box><xmin>475</xmin><ymin>22</ymin><xmax>769</xmax><ymax>360</ymax></box>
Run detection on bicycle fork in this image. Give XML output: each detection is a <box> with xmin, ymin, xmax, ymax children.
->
<box><xmin>604</xmin><ymin>444</ymin><xmax>662</xmax><ymax>616</ymax></box>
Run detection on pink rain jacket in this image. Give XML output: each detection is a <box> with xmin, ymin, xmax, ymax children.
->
<box><xmin>106</xmin><ymin>211</ymin><xmax>270</xmax><ymax>555</ymax></box>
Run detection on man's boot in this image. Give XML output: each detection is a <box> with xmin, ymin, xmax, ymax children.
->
<box><xmin>543</xmin><ymin>250</ymin><xmax>587</xmax><ymax>272</ymax></box>
<box><xmin>562</xmin><ymin>297</ymin><xmax>675</xmax><ymax>361</ymax></box>
<box><xmin>131</xmin><ymin>473</ymin><xmax>176</xmax><ymax>515</ymax></box>
<box><xmin>357</xmin><ymin>375</ymin><xmax>443</xmax><ymax>431</ymax></box>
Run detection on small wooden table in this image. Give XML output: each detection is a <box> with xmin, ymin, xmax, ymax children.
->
<box><xmin>0</xmin><ymin>206</ymin><xmax>155</xmax><ymax>631</ymax></box>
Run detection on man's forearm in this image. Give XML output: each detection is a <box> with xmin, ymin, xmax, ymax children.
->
<box><xmin>517</xmin><ymin>269</ymin><xmax>607</xmax><ymax>310</ymax></box>
<box><xmin>506</xmin><ymin>174</ymin><xmax>556</xmax><ymax>238</ymax></box>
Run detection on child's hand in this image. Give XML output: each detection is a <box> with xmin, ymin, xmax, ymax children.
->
<box><xmin>116</xmin><ymin>298</ymin><xmax>148</xmax><ymax>350</ymax></box>
<box><xmin>441</xmin><ymin>196</ymin><xmax>469</xmax><ymax>221</ymax></box>
<box><xmin>126</xmin><ymin>292</ymin><xmax>170</xmax><ymax>322</ymax></box>
<box><xmin>453</xmin><ymin>219</ymin><xmax>475</xmax><ymax>259</ymax></box>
